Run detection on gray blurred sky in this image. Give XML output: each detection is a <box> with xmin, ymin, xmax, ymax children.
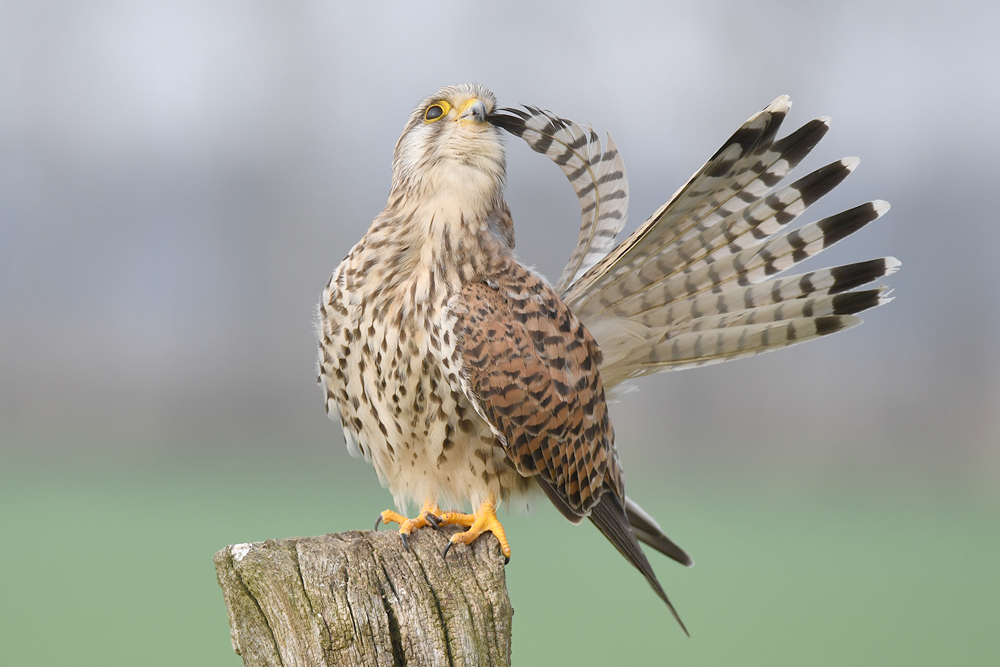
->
<box><xmin>1</xmin><ymin>0</ymin><xmax>997</xmax><ymax>477</ymax></box>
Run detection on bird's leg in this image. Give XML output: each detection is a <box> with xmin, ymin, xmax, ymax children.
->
<box><xmin>439</xmin><ymin>493</ymin><xmax>511</xmax><ymax>563</ymax></box>
<box><xmin>374</xmin><ymin>498</ymin><xmax>444</xmax><ymax>551</ymax></box>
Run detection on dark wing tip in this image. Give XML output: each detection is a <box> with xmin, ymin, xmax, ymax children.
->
<box><xmin>589</xmin><ymin>492</ymin><xmax>689</xmax><ymax>634</ymax></box>
<box><xmin>625</xmin><ymin>495</ymin><xmax>694</xmax><ymax>567</ymax></box>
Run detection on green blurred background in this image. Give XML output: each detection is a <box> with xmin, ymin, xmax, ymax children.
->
<box><xmin>3</xmin><ymin>448</ymin><xmax>997</xmax><ymax>665</ymax></box>
<box><xmin>3</xmin><ymin>0</ymin><xmax>998</xmax><ymax>664</ymax></box>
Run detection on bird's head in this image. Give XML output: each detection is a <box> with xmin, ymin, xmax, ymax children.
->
<box><xmin>390</xmin><ymin>83</ymin><xmax>506</xmax><ymax>209</ymax></box>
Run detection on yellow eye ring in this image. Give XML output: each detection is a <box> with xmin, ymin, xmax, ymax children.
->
<box><xmin>424</xmin><ymin>100</ymin><xmax>451</xmax><ymax>123</ymax></box>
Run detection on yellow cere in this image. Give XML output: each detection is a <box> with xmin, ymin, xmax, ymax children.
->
<box><xmin>424</xmin><ymin>100</ymin><xmax>451</xmax><ymax>123</ymax></box>
<box><xmin>456</xmin><ymin>98</ymin><xmax>484</xmax><ymax>123</ymax></box>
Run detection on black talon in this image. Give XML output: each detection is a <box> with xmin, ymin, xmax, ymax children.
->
<box><xmin>442</xmin><ymin>541</ymin><xmax>454</xmax><ymax>559</ymax></box>
<box><xmin>374</xmin><ymin>514</ymin><xmax>383</xmax><ymax>531</ymax></box>
<box><xmin>425</xmin><ymin>513</ymin><xmax>442</xmax><ymax>530</ymax></box>
<box><xmin>504</xmin><ymin>555</ymin><xmax>510</xmax><ymax>565</ymax></box>
<box><xmin>400</xmin><ymin>532</ymin><xmax>410</xmax><ymax>551</ymax></box>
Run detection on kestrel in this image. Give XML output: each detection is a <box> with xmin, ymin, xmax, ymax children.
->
<box><xmin>317</xmin><ymin>83</ymin><xmax>897</xmax><ymax>632</ymax></box>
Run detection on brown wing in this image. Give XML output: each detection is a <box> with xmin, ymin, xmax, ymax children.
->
<box><xmin>454</xmin><ymin>261</ymin><xmax>688</xmax><ymax>631</ymax></box>
<box><xmin>454</xmin><ymin>260</ymin><xmax>621</xmax><ymax>516</ymax></box>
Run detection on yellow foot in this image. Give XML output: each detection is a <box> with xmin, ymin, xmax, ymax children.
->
<box><xmin>374</xmin><ymin>500</ymin><xmax>443</xmax><ymax>551</ymax></box>
<box><xmin>440</xmin><ymin>498</ymin><xmax>511</xmax><ymax>564</ymax></box>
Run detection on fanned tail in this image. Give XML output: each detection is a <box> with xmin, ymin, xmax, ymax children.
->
<box><xmin>498</xmin><ymin>96</ymin><xmax>898</xmax><ymax>385</ymax></box>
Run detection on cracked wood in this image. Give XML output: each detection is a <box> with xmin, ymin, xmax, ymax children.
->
<box><xmin>214</xmin><ymin>527</ymin><xmax>512</xmax><ymax>667</ymax></box>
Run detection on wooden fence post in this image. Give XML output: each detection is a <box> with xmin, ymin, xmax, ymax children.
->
<box><xmin>214</xmin><ymin>527</ymin><xmax>512</xmax><ymax>666</ymax></box>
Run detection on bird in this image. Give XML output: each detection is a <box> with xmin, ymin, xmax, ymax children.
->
<box><xmin>317</xmin><ymin>83</ymin><xmax>897</xmax><ymax>633</ymax></box>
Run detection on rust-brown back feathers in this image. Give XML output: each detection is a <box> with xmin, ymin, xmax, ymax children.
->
<box><xmin>452</xmin><ymin>259</ymin><xmax>688</xmax><ymax>630</ymax></box>
<box><xmin>454</xmin><ymin>259</ymin><xmax>620</xmax><ymax>517</ymax></box>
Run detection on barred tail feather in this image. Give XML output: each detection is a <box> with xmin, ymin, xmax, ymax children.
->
<box><xmin>652</xmin><ymin>315</ymin><xmax>862</xmax><ymax>370</ymax></box>
<box><xmin>605</xmin><ymin>200</ymin><xmax>890</xmax><ymax>325</ymax></box>
<box><xmin>668</xmin><ymin>257</ymin><xmax>900</xmax><ymax>327</ymax></box>
<box><xmin>668</xmin><ymin>288</ymin><xmax>892</xmax><ymax>337</ymax></box>
<box><xmin>598</xmin><ymin>259</ymin><xmax>898</xmax><ymax>384</ymax></box>
<box><xmin>601</xmin><ymin>316</ymin><xmax>859</xmax><ymax>383</ymax></box>
<box><xmin>488</xmin><ymin>106</ymin><xmax>629</xmax><ymax>292</ymax></box>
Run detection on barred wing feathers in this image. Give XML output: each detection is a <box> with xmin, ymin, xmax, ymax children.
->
<box><xmin>488</xmin><ymin>106</ymin><xmax>629</xmax><ymax>293</ymax></box>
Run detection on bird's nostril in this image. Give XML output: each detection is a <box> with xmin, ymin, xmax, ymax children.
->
<box><xmin>463</xmin><ymin>100</ymin><xmax>487</xmax><ymax>123</ymax></box>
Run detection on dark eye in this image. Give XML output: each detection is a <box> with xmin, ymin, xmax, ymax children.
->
<box><xmin>425</xmin><ymin>104</ymin><xmax>445</xmax><ymax>121</ymax></box>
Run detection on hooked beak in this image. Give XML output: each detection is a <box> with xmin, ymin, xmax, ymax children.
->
<box><xmin>458</xmin><ymin>98</ymin><xmax>488</xmax><ymax>125</ymax></box>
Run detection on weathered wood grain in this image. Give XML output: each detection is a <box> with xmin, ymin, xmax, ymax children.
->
<box><xmin>215</xmin><ymin>527</ymin><xmax>512</xmax><ymax>667</ymax></box>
